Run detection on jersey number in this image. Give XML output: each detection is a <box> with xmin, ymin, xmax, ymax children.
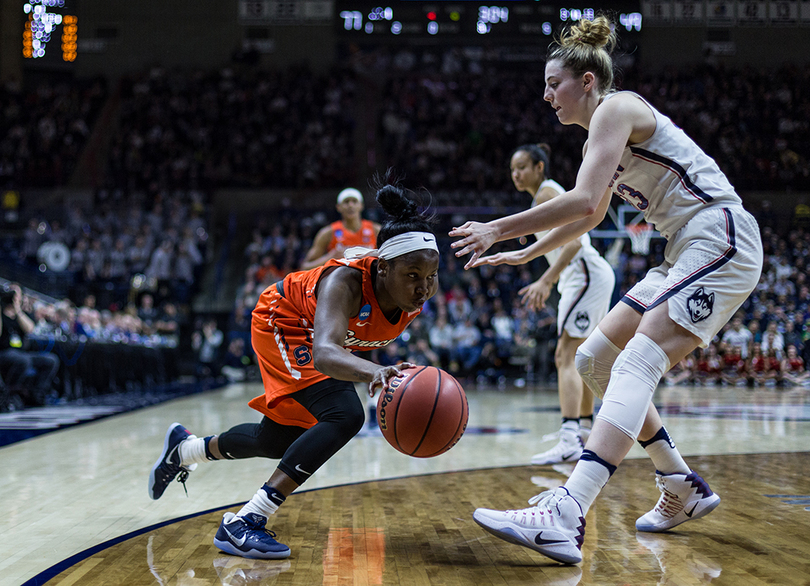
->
<box><xmin>615</xmin><ymin>183</ymin><xmax>649</xmax><ymax>210</ymax></box>
<box><xmin>293</xmin><ymin>345</ymin><xmax>312</xmax><ymax>366</ymax></box>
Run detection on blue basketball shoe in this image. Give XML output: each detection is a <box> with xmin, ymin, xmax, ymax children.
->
<box><xmin>148</xmin><ymin>422</ymin><xmax>197</xmax><ymax>500</ymax></box>
<box><xmin>214</xmin><ymin>512</ymin><xmax>291</xmax><ymax>559</ymax></box>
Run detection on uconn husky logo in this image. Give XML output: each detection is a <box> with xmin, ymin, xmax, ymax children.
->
<box><xmin>574</xmin><ymin>311</ymin><xmax>590</xmax><ymax>332</ymax></box>
<box><xmin>687</xmin><ymin>287</ymin><xmax>714</xmax><ymax>323</ymax></box>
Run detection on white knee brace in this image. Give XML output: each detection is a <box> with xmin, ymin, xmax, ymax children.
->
<box><xmin>596</xmin><ymin>333</ymin><xmax>671</xmax><ymax>440</ymax></box>
<box><xmin>575</xmin><ymin>327</ymin><xmax>622</xmax><ymax>399</ymax></box>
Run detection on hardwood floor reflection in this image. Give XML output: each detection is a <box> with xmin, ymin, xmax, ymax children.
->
<box><xmin>46</xmin><ymin>453</ymin><xmax>810</xmax><ymax>586</ymax></box>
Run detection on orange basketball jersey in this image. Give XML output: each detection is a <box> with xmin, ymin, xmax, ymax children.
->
<box><xmin>327</xmin><ymin>219</ymin><xmax>376</xmax><ymax>251</ymax></box>
<box><xmin>249</xmin><ymin>255</ymin><xmax>421</xmax><ymax>428</ymax></box>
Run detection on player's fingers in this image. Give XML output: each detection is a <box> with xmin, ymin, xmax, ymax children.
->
<box><xmin>450</xmin><ymin>235</ymin><xmax>474</xmax><ymax>250</ymax></box>
<box><xmin>463</xmin><ymin>250</ymin><xmax>482</xmax><ymax>270</ymax></box>
<box><xmin>469</xmin><ymin>254</ymin><xmax>494</xmax><ymax>268</ymax></box>
<box><xmin>448</xmin><ymin>222</ymin><xmax>473</xmax><ymax>236</ymax></box>
<box><xmin>454</xmin><ymin>242</ymin><xmax>477</xmax><ymax>258</ymax></box>
<box><xmin>468</xmin><ymin>254</ymin><xmax>494</xmax><ymax>269</ymax></box>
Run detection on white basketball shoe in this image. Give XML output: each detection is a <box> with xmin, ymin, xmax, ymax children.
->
<box><xmin>636</xmin><ymin>471</ymin><xmax>721</xmax><ymax>532</ymax></box>
<box><xmin>473</xmin><ymin>487</ymin><xmax>586</xmax><ymax>564</ymax></box>
<box><xmin>531</xmin><ymin>432</ymin><xmax>583</xmax><ymax>465</ymax></box>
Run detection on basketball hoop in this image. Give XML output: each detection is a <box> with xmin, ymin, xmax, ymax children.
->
<box><xmin>626</xmin><ymin>223</ymin><xmax>653</xmax><ymax>255</ymax></box>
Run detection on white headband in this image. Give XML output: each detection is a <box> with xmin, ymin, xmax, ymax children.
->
<box><xmin>344</xmin><ymin>231</ymin><xmax>438</xmax><ymax>260</ymax></box>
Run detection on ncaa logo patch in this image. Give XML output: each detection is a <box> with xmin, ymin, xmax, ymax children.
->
<box><xmin>575</xmin><ymin>311</ymin><xmax>590</xmax><ymax>332</ymax></box>
<box><xmin>358</xmin><ymin>304</ymin><xmax>371</xmax><ymax>321</ymax></box>
<box><xmin>686</xmin><ymin>287</ymin><xmax>714</xmax><ymax>323</ymax></box>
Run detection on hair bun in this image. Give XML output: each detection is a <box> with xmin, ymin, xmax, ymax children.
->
<box><xmin>563</xmin><ymin>15</ymin><xmax>615</xmax><ymax>52</ymax></box>
<box><xmin>376</xmin><ymin>184</ymin><xmax>418</xmax><ymax>220</ymax></box>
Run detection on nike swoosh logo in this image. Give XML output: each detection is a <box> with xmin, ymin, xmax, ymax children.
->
<box><xmin>224</xmin><ymin>525</ymin><xmax>247</xmax><ymax>547</ymax></box>
<box><xmin>354</xmin><ymin>322</ymin><xmax>369</xmax><ymax>327</ymax></box>
<box><xmin>534</xmin><ymin>532</ymin><xmax>569</xmax><ymax>546</ymax></box>
<box><xmin>295</xmin><ymin>464</ymin><xmax>312</xmax><ymax>476</ymax></box>
<box><xmin>684</xmin><ymin>503</ymin><xmax>699</xmax><ymax>517</ymax></box>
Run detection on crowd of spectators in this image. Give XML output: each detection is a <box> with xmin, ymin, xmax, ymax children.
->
<box><xmin>104</xmin><ymin>65</ymin><xmax>359</xmax><ymax>193</ymax></box>
<box><xmin>0</xmin><ymin>283</ymin><xmax>186</xmax><ymax>409</ymax></box>
<box><xmin>0</xmin><ymin>77</ymin><xmax>108</xmax><ymax>189</ymax></box>
<box><xmin>375</xmin><ymin>57</ymin><xmax>810</xmax><ymax>200</ymax></box>
<box><xmin>14</xmin><ymin>190</ymin><xmax>208</xmax><ymax>308</ymax></box>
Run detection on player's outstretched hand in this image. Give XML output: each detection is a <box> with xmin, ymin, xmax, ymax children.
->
<box><xmin>465</xmin><ymin>249</ymin><xmax>528</xmax><ymax>269</ymax></box>
<box><xmin>369</xmin><ymin>362</ymin><xmax>415</xmax><ymax>398</ymax></box>
<box><xmin>449</xmin><ymin>222</ymin><xmax>499</xmax><ymax>270</ymax></box>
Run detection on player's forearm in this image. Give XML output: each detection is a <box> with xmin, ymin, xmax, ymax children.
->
<box><xmin>313</xmin><ymin>343</ymin><xmax>377</xmax><ymax>382</ymax></box>
<box><xmin>489</xmin><ymin>190</ymin><xmax>597</xmax><ymax>243</ymax></box>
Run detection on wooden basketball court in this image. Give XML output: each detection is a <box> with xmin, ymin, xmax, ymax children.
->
<box><xmin>3</xmin><ymin>381</ymin><xmax>809</xmax><ymax>585</ymax></box>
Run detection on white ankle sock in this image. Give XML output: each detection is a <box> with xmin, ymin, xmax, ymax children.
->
<box><xmin>179</xmin><ymin>436</ymin><xmax>207</xmax><ymax>467</ymax></box>
<box><xmin>564</xmin><ymin>458</ymin><xmax>612</xmax><ymax>515</ymax></box>
<box><xmin>640</xmin><ymin>428</ymin><xmax>690</xmax><ymax>475</ymax></box>
<box><xmin>237</xmin><ymin>486</ymin><xmax>282</xmax><ymax>520</ymax></box>
<box><xmin>560</xmin><ymin>420</ymin><xmax>580</xmax><ymax>443</ymax></box>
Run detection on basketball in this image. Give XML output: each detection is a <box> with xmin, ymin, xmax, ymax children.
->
<box><xmin>377</xmin><ymin>366</ymin><xmax>468</xmax><ymax>458</ymax></box>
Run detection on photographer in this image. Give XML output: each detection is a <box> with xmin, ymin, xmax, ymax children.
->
<box><xmin>0</xmin><ymin>283</ymin><xmax>60</xmax><ymax>406</ymax></box>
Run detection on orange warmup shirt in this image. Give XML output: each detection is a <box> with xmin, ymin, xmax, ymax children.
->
<box><xmin>327</xmin><ymin>219</ymin><xmax>376</xmax><ymax>251</ymax></box>
<box><xmin>249</xmin><ymin>255</ymin><xmax>421</xmax><ymax>429</ymax></box>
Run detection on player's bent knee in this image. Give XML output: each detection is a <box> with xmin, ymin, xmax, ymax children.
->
<box><xmin>575</xmin><ymin>328</ymin><xmax>621</xmax><ymax>399</ymax></box>
<box><xmin>596</xmin><ymin>334</ymin><xmax>670</xmax><ymax>440</ymax></box>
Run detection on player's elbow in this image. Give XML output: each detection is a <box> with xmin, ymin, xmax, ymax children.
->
<box><xmin>311</xmin><ymin>343</ymin><xmax>333</xmax><ymax>374</ymax></box>
<box><xmin>579</xmin><ymin>201</ymin><xmax>601</xmax><ymax>222</ymax></box>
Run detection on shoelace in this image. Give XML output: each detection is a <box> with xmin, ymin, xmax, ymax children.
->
<box><xmin>528</xmin><ymin>489</ymin><xmax>562</xmax><ymax>511</ymax></box>
<box><xmin>177</xmin><ymin>469</ymin><xmax>190</xmax><ymax>496</ymax></box>
<box><xmin>654</xmin><ymin>477</ymin><xmax>683</xmax><ymax>517</ymax></box>
<box><xmin>242</xmin><ymin>517</ymin><xmax>280</xmax><ymax>539</ymax></box>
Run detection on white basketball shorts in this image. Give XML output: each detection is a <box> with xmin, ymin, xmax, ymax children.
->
<box><xmin>622</xmin><ymin>206</ymin><xmax>763</xmax><ymax>347</ymax></box>
<box><xmin>558</xmin><ymin>254</ymin><xmax>616</xmax><ymax>339</ymax></box>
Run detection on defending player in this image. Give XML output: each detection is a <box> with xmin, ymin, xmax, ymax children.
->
<box><xmin>148</xmin><ymin>178</ymin><xmax>439</xmax><ymax>559</ymax></box>
<box><xmin>451</xmin><ymin>15</ymin><xmax>763</xmax><ymax>564</ymax></box>
<box><xmin>510</xmin><ymin>143</ymin><xmax>615</xmax><ymax>464</ymax></box>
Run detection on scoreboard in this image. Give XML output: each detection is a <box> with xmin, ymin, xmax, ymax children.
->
<box><xmin>336</xmin><ymin>1</ymin><xmax>644</xmax><ymax>41</ymax></box>
<box><xmin>22</xmin><ymin>0</ymin><xmax>77</xmax><ymax>69</ymax></box>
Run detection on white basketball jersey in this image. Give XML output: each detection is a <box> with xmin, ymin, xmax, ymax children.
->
<box><xmin>603</xmin><ymin>91</ymin><xmax>741</xmax><ymax>239</ymax></box>
<box><xmin>532</xmin><ymin>179</ymin><xmax>603</xmax><ymax>284</ymax></box>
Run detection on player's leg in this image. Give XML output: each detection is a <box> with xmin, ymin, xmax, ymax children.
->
<box><xmin>476</xmin><ymin>209</ymin><xmax>763</xmax><ymax>562</ymax></box>
<box><xmin>213</xmin><ymin>379</ymin><xmax>364</xmax><ymax>559</ymax></box>
<box><xmin>577</xmin><ymin>278</ymin><xmax>700</xmax><ymax>504</ymax></box>
<box><xmin>475</xmin><ymin>302</ymin><xmax>699</xmax><ymax>564</ymax></box>
<box><xmin>474</xmin><ymin>303</ymin><xmax>641</xmax><ymax>562</ymax></box>
<box><xmin>531</xmin><ymin>332</ymin><xmax>587</xmax><ymax>465</ymax></box>
<box><xmin>533</xmin><ymin>261</ymin><xmax>618</xmax><ymax>465</ymax></box>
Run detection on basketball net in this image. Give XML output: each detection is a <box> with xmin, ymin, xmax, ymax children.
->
<box><xmin>626</xmin><ymin>222</ymin><xmax>653</xmax><ymax>254</ymax></box>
